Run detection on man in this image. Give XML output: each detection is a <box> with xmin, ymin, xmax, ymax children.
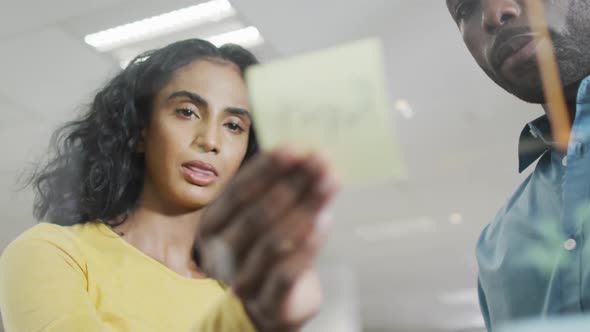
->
<box><xmin>445</xmin><ymin>0</ymin><xmax>590</xmax><ymax>330</ymax></box>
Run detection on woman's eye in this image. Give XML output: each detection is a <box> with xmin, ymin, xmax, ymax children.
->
<box><xmin>225</xmin><ymin>122</ymin><xmax>244</xmax><ymax>133</ymax></box>
<box><xmin>176</xmin><ymin>108</ymin><xmax>198</xmax><ymax>119</ymax></box>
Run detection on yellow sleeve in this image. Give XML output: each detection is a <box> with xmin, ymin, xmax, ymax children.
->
<box><xmin>191</xmin><ymin>291</ymin><xmax>258</xmax><ymax>332</ymax></box>
<box><xmin>0</xmin><ymin>225</ymin><xmax>105</xmax><ymax>332</ymax></box>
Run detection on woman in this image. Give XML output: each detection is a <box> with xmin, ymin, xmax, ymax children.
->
<box><xmin>0</xmin><ymin>39</ymin><xmax>338</xmax><ymax>332</ymax></box>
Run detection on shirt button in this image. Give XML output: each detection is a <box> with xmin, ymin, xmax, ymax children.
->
<box><xmin>562</xmin><ymin>157</ymin><xmax>568</xmax><ymax>167</ymax></box>
<box><xmin>564</xmin><ymin>238</ymin><xmax>577</xmax><ymax>251</ymax></box>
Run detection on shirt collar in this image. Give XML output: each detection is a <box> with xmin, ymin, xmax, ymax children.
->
<box><xmin>518</xmin><ymin>75</ymin><xmax>590</xmax><ymax>172</ymax></box>
<box><xmin>518</xmin><ymin>115</ymin><xmax>552</xmax><ymax>173</ymax></box>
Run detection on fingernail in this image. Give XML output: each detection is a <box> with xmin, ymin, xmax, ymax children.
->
<box><xmin>309</xmin><ymin>209</ymin><xmax>334</xmax><ymax>246</ymax></box>
<box><xmin>305</xmin><ymin>152</ymin><xmax>324</xmax><ymax>170</ymax></box>
<box><xmin>315</xmin><ymin>208</ymin><xmax>334</xmax><ymax>234</ymax></box>
<box><xmin>278</xmin><ymin>144</ymin><xmax>297</xmax><ymax>156</ymax></box>
<box><xmin>277</xmin><ymin>144</ymin><xmax>307</xmax><ymax>164</ymax></box>
<box><xmin>271</xmin><ymin>145</ymin><xmax>297</xmax><ymax>167</ymax></box>
<box><xmin>317</xmin><ymin>175</ymin><xmax>339</xmax><ymax>195</ymax></box>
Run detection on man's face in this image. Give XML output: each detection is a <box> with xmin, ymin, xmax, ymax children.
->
<box><xmin>446</xmin><ymin>0</ymin><xmax>590</xmax><ymax>103</ymax></box>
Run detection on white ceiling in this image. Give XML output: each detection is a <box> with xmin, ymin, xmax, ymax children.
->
<box><xmin>0</xmin><ymin>1</ymin><xmax>544</xmax><ymax>331</ymax></box>
<box><xmin>0</xmin><ymin>0</ymin><xmax>125</xmax><ymax>39</ymax></box>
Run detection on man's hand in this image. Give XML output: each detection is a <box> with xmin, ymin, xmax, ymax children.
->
<box><xmin>198</xmin><ymin>147</ymin><xmax>339</xmax><ymax>331</ymax></box>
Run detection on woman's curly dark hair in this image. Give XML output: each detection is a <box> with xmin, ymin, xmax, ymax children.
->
<box><xmin>29</xmin><ymin>39</ymin><xmax>260</xmax><ymax>226</ymax></box>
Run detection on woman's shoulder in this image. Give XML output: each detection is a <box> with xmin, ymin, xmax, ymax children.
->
<box><xmin>0</xmin><ymin>223</ymin><xmax>98</xmax><ymax>307</ymax></box>
<box><xmin>17</xmin><ymin>221</ymin><xmax>68</xmax><ymax>236</ymax></box>
<box><xmin>0</xmin><ymin>222</ymin><xmax>101</xmax><ymax>268</ymax></box>
<box><xmin>7</xmin><ymin>222</ymin><xmax>85</xmax><ymax>248</ymax></box>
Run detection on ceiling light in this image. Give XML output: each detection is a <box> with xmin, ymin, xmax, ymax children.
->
<box><xmin>394</xmin><ymin>99</ymin><xmax>414</xmax><ymax>119</ymax></box>
<box><xmin>119</xmin><ymin>26</ymin><xmax>264</xmax><ymax>69</ymax></box>
<box><xmin>207</xmin><ymin>26</ymin><xmax>263</xmax><ymax>48</ymax></box>
<box><xmin>449</xmin><ymin>212</ymin><xmax>463</xmax><ymax>225</ymax></box>
<box><xmin>85</xmin><ymin>0</ymin><xmax>236</xmax><ymax>52</ymax></box>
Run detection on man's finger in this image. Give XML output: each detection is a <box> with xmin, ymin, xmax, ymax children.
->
<box><xmin>221</xmin><ymin>153</ymin><xmax>327</xmax><ymax>260</ymax></box>
<box><xmin>244</xmin><ymin>253</ymin><xmax>317</xmax><ymax>332</ymax></box>
<box><xmin>200</xmin><ymin>147</ymin><xmax>302</xmax><ymax>236</ymax></box>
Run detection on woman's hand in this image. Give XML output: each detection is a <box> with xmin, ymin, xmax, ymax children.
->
<box><xmin>198</xmin><ymin>146</ymin><xmax>339</xmax><ymax>332</ymax></box>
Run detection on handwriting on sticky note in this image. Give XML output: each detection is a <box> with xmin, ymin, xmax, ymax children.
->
<box><xmin>266</xmin><ymin>77</ymin><xmax>378</xmax><ymax>140</ymax></box>
<box><xmin>246</xmin><ymin>38</ymin><xmax>406</xmax><ymax>185</ymax></box>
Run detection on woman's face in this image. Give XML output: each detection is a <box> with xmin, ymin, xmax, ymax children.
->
<box><xmin>140</xmin><ymin>59</ymin><xmax>252</xmax><ymax>212</ymax></box>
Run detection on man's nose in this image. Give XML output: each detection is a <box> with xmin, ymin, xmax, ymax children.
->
<box><xmin>482</xmin><ymin>0</ymin><xmax>521</xmax><ymax>34</ymax></box>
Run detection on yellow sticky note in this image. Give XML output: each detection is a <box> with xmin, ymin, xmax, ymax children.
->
<box><xmin>246</xmin><ymin>38</ymin><xmax>405</xmax><ymax>185</ymax></box>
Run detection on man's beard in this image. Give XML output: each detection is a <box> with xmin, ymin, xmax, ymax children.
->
<box><xmin>486</xmin><ymin>32</ymin><xmax>590</xmax><ymax>104</ymax></box>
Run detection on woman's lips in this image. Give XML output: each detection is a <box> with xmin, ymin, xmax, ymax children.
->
<box><xmin>180</xmin><ymin>161</ymin><xmax>218</xmax><ymax>186</ymax></box>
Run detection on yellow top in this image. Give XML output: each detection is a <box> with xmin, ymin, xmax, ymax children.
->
<box><xmin>0</xmin><ymin>222</ymin><xmax>256</xmax><ymax>332</ymax></box>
